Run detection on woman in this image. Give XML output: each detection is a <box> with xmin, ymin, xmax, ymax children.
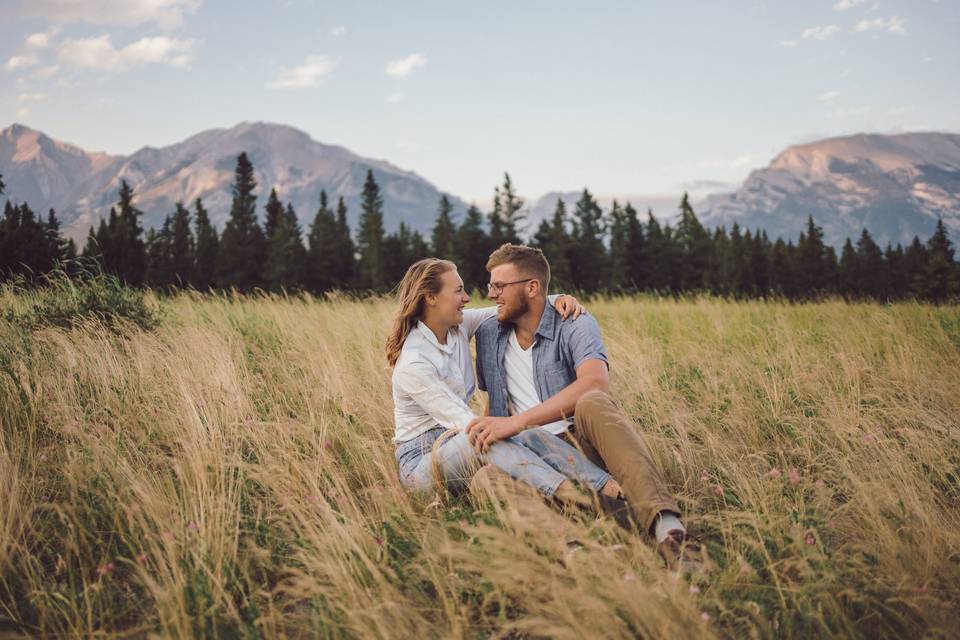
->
<box><xmin>386</xmin><ymin>258</ymin><xmax>621</xmax><ymax>502</ymax></box>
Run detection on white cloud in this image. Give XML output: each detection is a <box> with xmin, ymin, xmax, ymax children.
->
<box><xmin>729</xmin><ymin>154</ymin><xmax>754</xmax><ymax>169</ymax></box>
<box><xmin>17</xmin><ymin>92</ymin><xmax>49</xmax><ymax>102</ymax></box>
<box><xmin>17</xmin><ymin>107</ymin><xmax>30</xmax><ymax>118</ymax></box>
<box><xmin>267</xmin><ymin>54</ymin><xmax>335</xmax><ymax>89</ymax></box>
<box><xmin>331</xmin><ymin>25</ymin><xmax>347</xmax><ymax>36</ymax></box>
<box><xmin>57</xmin><ymin>35</ymin><xmax>196</xmax><ymax>71</ymax></box>
<box><xmin>802</xmin><ymin>24</ymin><xmax>840</xmax><ymax>40</ymax></box>
<box><xmin>26</xmin><ymin>27</ymin><xmax>60</xmax><ymax>48</ymax></box>
<box><xmin>854</xmin><ymin>16</ymin><xmax>907</xmax><ymax>35</ymax></box>
<box><xmin>778</xmin><ymin>40</ymin><xmax>798</xmax><ymax>48</ymax></box>
<box><xmin>834</xmin><ymin>0</ymin><xmax>866</xmax><ymax>11</ymax></box>
<box><xmin>817</xmin><ymin>89</ymin><xmax>840</xmax><ymax>104</ymax></box>
<box><xmin>387</xmin><ymin>91</ymin><xmax>404</xmax><ymax>103</ymax></box>
<box><xmin>6</xmin><ymin>53</ymin><xmax>38</xmax><ymax>71</ymax></box>
<box><xmin>34</xmin><ymin>64</ymin><xmax>60</xmax><ymax>79</ymax></box>
<box><xmin>13</xmin><ymin>0</ymin><xmax>202</xmax><ymax>31</ymax></box>
<box><xmin>386</xmin><ymin>53</ymin><xmax>426</xmax><ymax>78</ymax></box>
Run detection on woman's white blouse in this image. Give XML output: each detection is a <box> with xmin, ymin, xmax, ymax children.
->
<box><xmin>391</xmin><ymin>307</ymin><xmax>495</xmax><ymax>443</ymax></box>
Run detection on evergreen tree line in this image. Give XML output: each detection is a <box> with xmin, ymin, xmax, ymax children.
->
<box><xmin>1</xmin><ymin>156</ymin><xmax>958</xmax><ymax>302</ymax></box>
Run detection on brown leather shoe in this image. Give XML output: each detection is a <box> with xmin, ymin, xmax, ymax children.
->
<box><xmin>657</xmin><ymin>529</ymin><xmax>707</xmax><ymax>575</ymax></box>
<box><xmin>598</xmin><ymin>494</ymin><xmax>641</xmax><ymax>532</ymax></box>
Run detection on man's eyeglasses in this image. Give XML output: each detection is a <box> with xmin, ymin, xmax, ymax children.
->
<box><xmin>487</xmin><ymin>278</ymin><xmax>534</xmax><ymax>295</ymax></box>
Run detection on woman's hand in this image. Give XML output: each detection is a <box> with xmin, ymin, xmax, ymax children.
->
<box><xmin>554</xmin><ymin>294</ymin><xmax>585</xmax><ymax>320</ymax></box>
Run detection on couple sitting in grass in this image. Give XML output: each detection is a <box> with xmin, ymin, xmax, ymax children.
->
<box><xmin>385</xmin><ymin>243</ymin><xmax>702</xmax><ymax>572</ymax></box>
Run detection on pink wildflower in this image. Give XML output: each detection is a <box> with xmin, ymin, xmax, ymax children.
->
<box><xmin>622</xmin><ymin>572</ymin><xmax>636</xmax><ymax>582</ymax></box>
<box><xmin>187</xmin><ymin>521</ymin><xmax>198</xmax><ymax>531</ymax></box>
<box><xmin>805</xmin><ymin>534</ymin><xmax>816</xmax><ymax>545</ymax></box>
<box><xmin>701</xmin><ymin>612</ymin><xmax>711</xmax><ymax>622</ymax></box>
<box><xmin>374</xmin><ymin>536</ymin><xmax>383</xmax><ymax>546</ymax></box>
<box><xmin>137</xmin><ymin>554</ymin><xmax>147</xmax><ymax>563</ymax></box>
<box><xmin>863</xmin><ymin>433</ymin><xmax>876</xmax><ymax>443</ymax></box>
<box><xmin>699</xmin><ymin>469</ymin><xmax>710</xmax><ymax>482</ymax></box>
<box><xmin>788</xmin><ymin>468</ymin><xmax>801</xmax><ymax>485</ymax></box>
<box><xmin>713</xmin><ymin>485</ymin><xmax>724</xmax><ymax>496</ymax></box>
<box><xmin>815</xmin><ymin>479</ymin><xmax>826</xmax><ymax>489</ymax></box>
<box><xmin>96</xmin><ymin>562</ymin><xmax>114</xmax><ymax>576</ymax></box>
<box><xmin>39</xmin><ymin>452</ymin><xmax>48</xmax><ymax>462</ymax></box>
<box><xmin>689</xmin><ymin>584</ymin><xmax>701</xmax><ymax>594</ymax></box>
<box><xmin>768</xmin><ymin>467</ymin><xmax>781</xmax><ymax>479</ymax></box>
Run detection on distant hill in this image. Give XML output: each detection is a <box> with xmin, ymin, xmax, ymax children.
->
<box><xmin>0</xmin><ymin>122</ymin><xmax>467</xmax><ymax>243</ymax></box>
<box><xmin>700</xmin><ymin>132</ymin><xmax>960</xmax><ymax>247</ymax></box>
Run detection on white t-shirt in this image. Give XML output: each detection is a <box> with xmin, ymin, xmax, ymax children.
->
<box><xmin>504</xmin><ymin>329</ymin><xmax>574</xmax><ymax>435</ymax></box>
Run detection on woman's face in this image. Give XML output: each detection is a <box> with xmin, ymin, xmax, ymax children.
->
<box><xmin>428</xmin><ymin>268</ymin><xmax>470</xmax><ymax>327</ymax></box>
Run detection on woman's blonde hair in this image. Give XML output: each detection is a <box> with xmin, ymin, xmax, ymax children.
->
<box><xmin>385</xmin><ymin>258</ymin><xmax>457</xmax><ymax>367</ymax></box>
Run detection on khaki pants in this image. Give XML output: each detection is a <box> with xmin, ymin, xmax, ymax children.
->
<box><xmin>560</xmin><ymin>390</ymin><xmax>680</xmax><ymax>532</ymax></box>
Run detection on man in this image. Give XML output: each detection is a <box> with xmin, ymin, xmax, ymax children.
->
<box><xmin>465</xmin><ymin>243</ymin><xmax>703</xmax><ymax>571</ymax></box>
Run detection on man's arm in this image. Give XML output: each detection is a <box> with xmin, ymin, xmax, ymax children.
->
<box><xmin>467</xmin><ymin>360</ymin><xmax>607</xmax><ymax>451</ymax></box>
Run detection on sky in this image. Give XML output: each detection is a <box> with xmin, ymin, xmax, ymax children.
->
<box><xmin>1</xmin><ymin>0</ymin><xmax>958</xmax><ymax>204</ymax></box>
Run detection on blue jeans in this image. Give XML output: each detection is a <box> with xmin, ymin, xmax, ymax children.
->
<box><xmin>395</xmin><ymin>427</ymin><xmax>610</xmax><ymax>498</ymax></box>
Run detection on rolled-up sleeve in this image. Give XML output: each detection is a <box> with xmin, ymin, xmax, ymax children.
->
<box><xmin>394</xmin><ymin>363</ymin><xmax>477</xmax><ymax>431</ymax></box>
<box><xmin>565</xmin><ymin>315</ymin><xmax>609</xmax><ymax>371</ymax></box>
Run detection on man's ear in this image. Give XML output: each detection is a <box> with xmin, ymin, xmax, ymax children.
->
<box><xmin>527</xmin><ymin>279</ymin><xmax>541</xmax><ymax>298</ymax></box>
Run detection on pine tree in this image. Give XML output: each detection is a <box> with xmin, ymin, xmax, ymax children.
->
<box><xmin>170</xmin><ymin>202</ymin><xmax>194</xmax><ymax>287</ymax></box>
<box><xmin>855</xmin><ymin>228</ymin><xmax>885</xmax><ymax>299</ymax></box>
<box><xmin>263</xmin><ymin>188</ymin><xmax>284</xmax><ymax>240</ymax></box>
<box><xmin>264</xmin><ymin>202</ymin><xmax>307</xmax><ymax>291</ymax></box>
<box><xmin>497</xmin><ymin>172</ymin><xmax>524</xmax><ymax>244</ymax></box>
<box><xmin>769</xmin><ymin>237</ymin><xmax>796</xmax><ymax>298</ymax></box>
<box><xmin>217</xmin><ymin>152</ymin><xmax>265</xmax><ymax>291</ymax></box>
<box><xmin>145</xmin><ymin>216</ymin><xmax>175</xmax><ymax>289</ymax></box>
<box><xmin>114</xmin><ymin>180</ymin><xmax>147</xmax><ymax>286</ymax></box>
<box><xmin>306</xmin><ymin>190</ymin><xmax>339</xmax><ymax>292</ymax></box>
<box><xmin>674</xmin><ymin>193</ymin><xmax>712</xmax><ymax>291</ymax></box>
<box><xmin>645</xmin><ymin>210</ymin><xmax>670</xmax><ymax>292</ymax></box>
<box><xmin>430</xmin><ymin>195</ymin><xmax>457</xmax><ymax>260</ymax></box>
<box><xmin>924</xmin><ymin>218</ymin><xmax>958</xmax><ymax>302</ymax></box>
<box><xmin>884</xmin><ymin>243</ymin><xmax>907</xmax><ymax>299</ymax></box>
<box><xmin>608</xmin><ymin>200</ymin><xmax>632</xmax><ymax>291</ymax></box>
<box><xmin>333</xmin><ymin>196</ymin><xmax>356</xmax><ymax>288</ymax></box>
<box><xmin>838</xmin><ymin>238</ymin><xmax>858</xmax><ymax>299</ymax></box>
<box><xmin>384</xmin><ymin>223</ymin><xmax>429</xmax><ymax>286</ymax></box>
<box><xmin>193</xmin><ymin>198</ymin><xmax>218</xmax><ymax>290</ymax></box>
<box><xmin>532</xmin><ymin>199</ymin><xmax>573</xmax><ymax>292</ymax></box>
<box><xmin>356</xmin><ymin>169</ymin><xmax>386</xmax><ymax>290</ymax></box>
<box><xmin>454</xmin><ymin>204</ymin><xmax>489</xmax><ymax>293</ymax></box>
<box><xmin>570</xmin><ymin>188</ymin><xmax>608</xmax><ymax>292</ymax></box>
<box><xmin>624</xmin><ymin>203</ymin><xmax>647</xmax><ymax>291</ymax></box>
<box><xmin>796</xmin><ymin>216</ymin><xmax>829</xmax><ymax>297</ymax></box>
<box><xmin>903</xmin><ymin>236</ymin><xmax>928</xmax><ymax>298</ymax></box>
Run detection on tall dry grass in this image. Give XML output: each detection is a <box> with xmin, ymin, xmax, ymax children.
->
<box><xmin>1</xmin><ymin>287</ymin><xmax>958</xmax><ymax>638</ymax></box>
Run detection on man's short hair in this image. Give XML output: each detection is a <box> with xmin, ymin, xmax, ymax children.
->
<box><xmin>486</xmin><ymin>243</ymin><xmax>551</xmax><ymax>293</ymax></box>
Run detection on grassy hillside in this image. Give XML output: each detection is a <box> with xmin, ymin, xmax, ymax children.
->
<box><xmin>1</xmin><ymin>286</ymin><xmax>958</xmax><ymax>638</ymax></box>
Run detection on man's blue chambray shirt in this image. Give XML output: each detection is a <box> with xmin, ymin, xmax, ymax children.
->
<box><xmin>475</xmin><ymin>304</ymin><xmax>609</xmax><ymax>420</ymax></box>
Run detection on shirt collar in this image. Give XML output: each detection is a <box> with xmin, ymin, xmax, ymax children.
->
<box><xmin>416</xmin><ymin>320</ymin><xmax>454</xmax><ymax>355</ymax></box>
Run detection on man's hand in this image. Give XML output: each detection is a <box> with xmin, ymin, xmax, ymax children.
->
<box><xmin>466</xmin><ymin>415</ymin><xmax>525</xmax><ymax>453</ymax></box>
<box><xmin>554</xmin><ymin>295</ymin><xmax>584</xmax><ymax>320</ymax></box>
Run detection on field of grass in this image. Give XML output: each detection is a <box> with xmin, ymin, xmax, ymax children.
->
<box><xmin>1</xmin><ymin>284</ymin><xmax>959</xmax><ymax>638</ymax></box>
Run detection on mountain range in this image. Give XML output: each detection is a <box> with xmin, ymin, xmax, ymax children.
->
<box><xmin>700</xmin><ymin>132</ymin><xmax>960</xmax><ymax>247</ymax></box>
<box><xmin>1</xmin><ymin>123</ymin><xmax>958</xmax><ymax>249</ymax></box>
<box><xmin>0</xmin><ymin>122</ymin><xmax>467</xmax><ymax>243</ymax></box>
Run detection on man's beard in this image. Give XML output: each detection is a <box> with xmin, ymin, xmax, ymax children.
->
<box><xmin>500</xmin><ymin>295</ymin><xmax>529</xmax><ymax>323</ymax></box>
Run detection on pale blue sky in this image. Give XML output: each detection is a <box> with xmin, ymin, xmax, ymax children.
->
<box><xmin>2</xmin><ymin>0</ymin><xmax>958</xmax><ymax>203</ymax></box>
